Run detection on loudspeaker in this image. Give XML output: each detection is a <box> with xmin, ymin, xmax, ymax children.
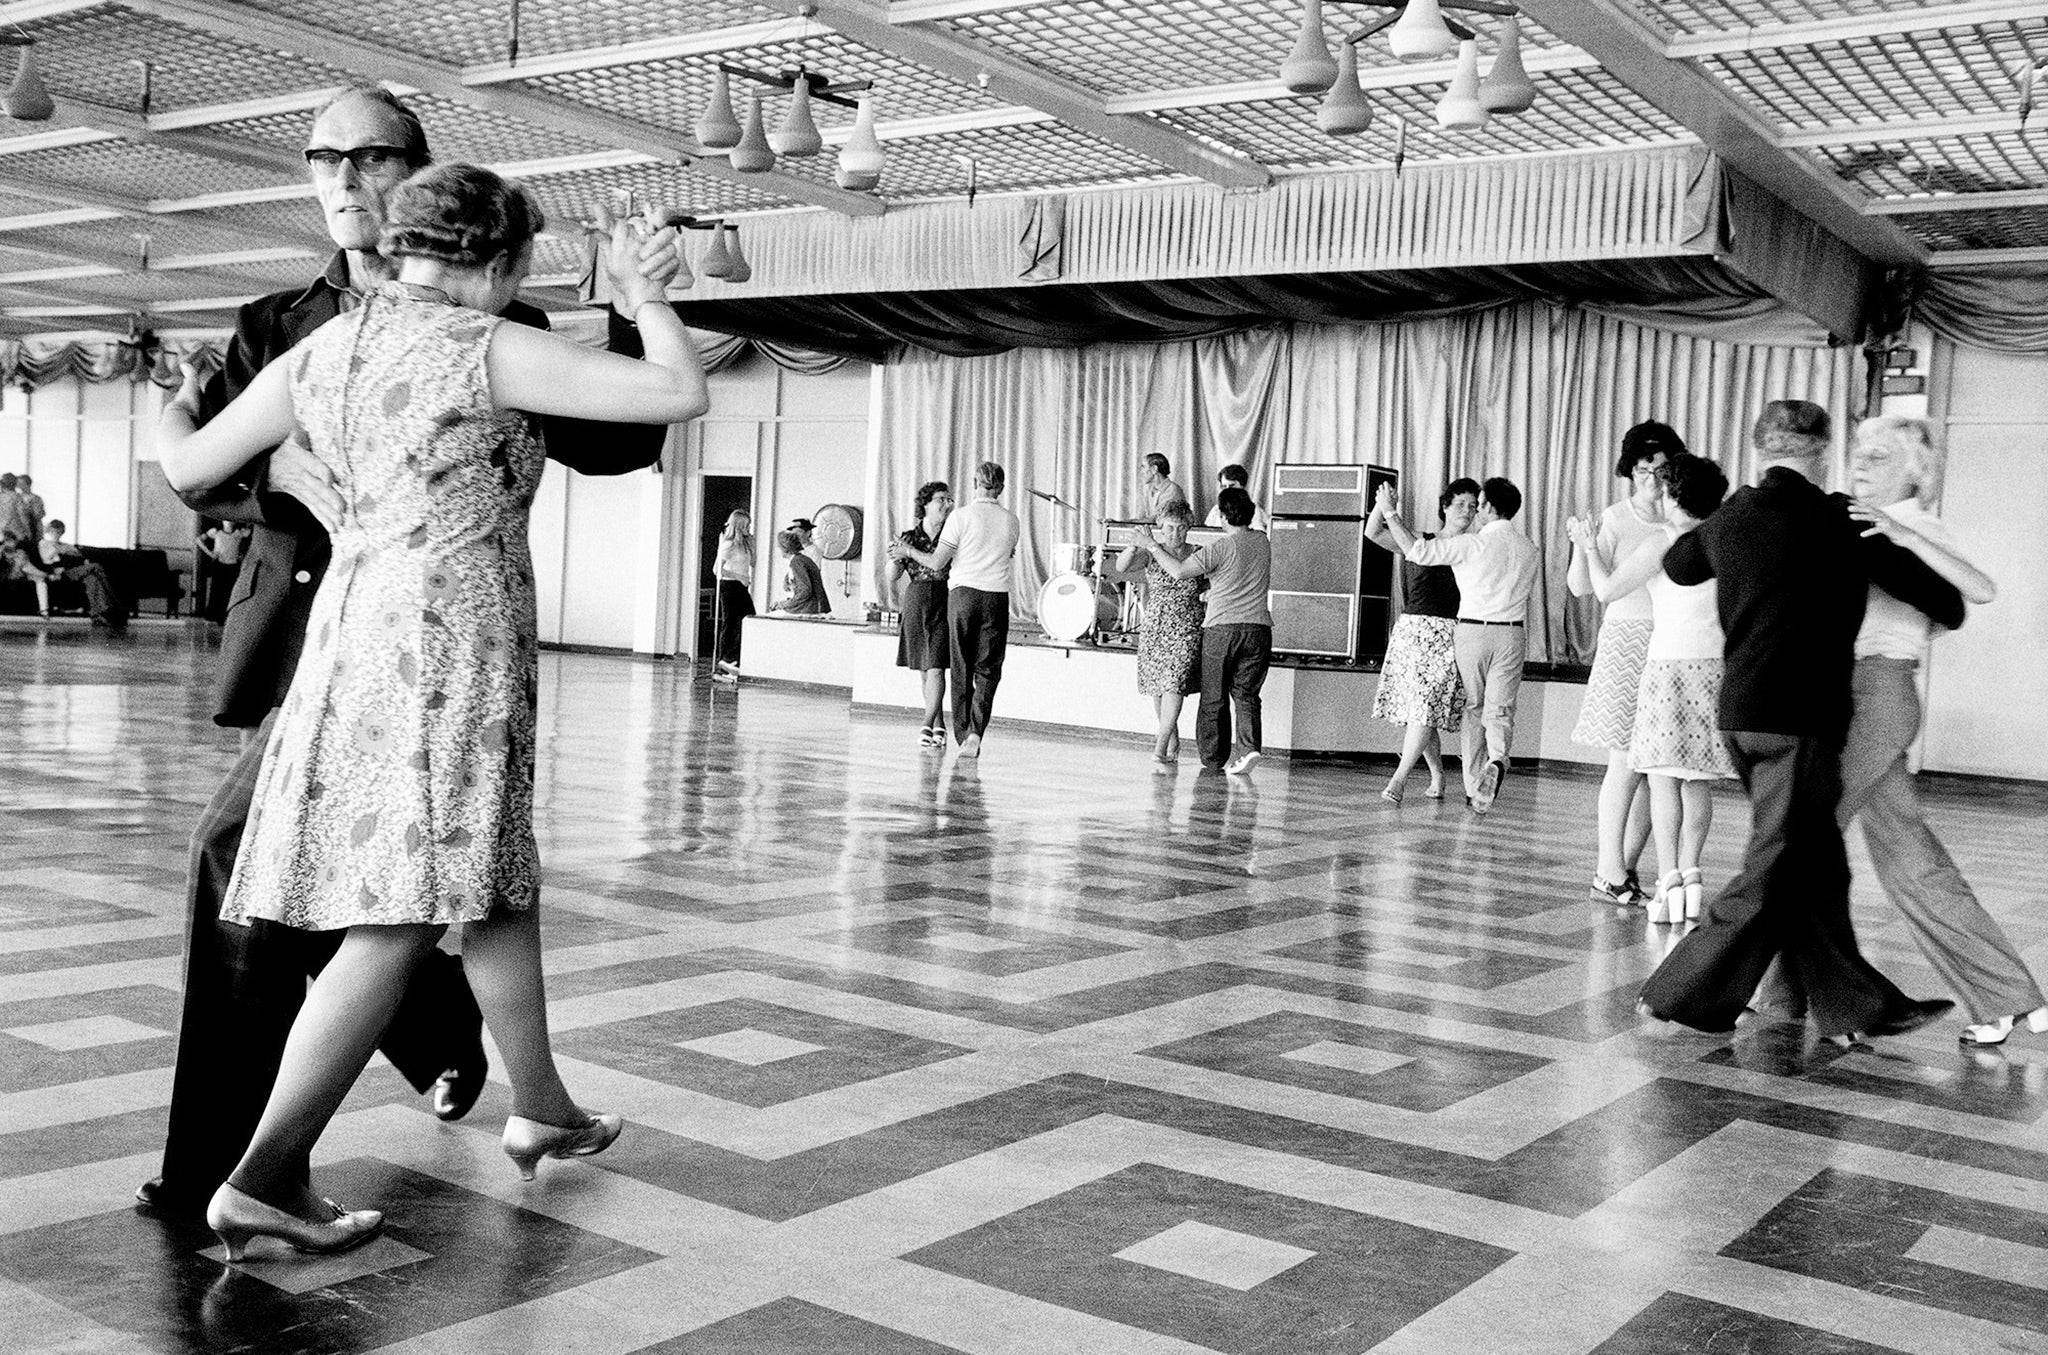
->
<box><xmin>1270</xmin><ymin>517</ymin><xmax>1363</xmax><ymax>659</ymax></box>
<box><xmin>1270</xmin><ymin>463</ymin><xmax>1370</xmax><ymax>518</ymax></box>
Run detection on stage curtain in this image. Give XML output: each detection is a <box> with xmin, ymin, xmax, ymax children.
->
<box><xmin>1913</xmin><ymin>263</ymin><xmax>2048</xmax><ymax>353</ymax></box>
<box><xmin>678</xmin><ymin>256</ymin><xmax>1795</xmax><ymax>361</ymax></box>
<box><xmin>868</xmin><ymin>303</ymin><xmax>1854</xmax><ymax>662</ymax></box>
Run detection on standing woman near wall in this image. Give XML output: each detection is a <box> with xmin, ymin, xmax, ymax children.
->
<box><xmin>1566</xmin><ymin>421</ymin><xmax>1684</xmax><ymax>905</ymax></box>
<box><xmin>714</xmin><ymin>509</ymin><xmax>756</xmax><ymax>675</ymax></box>
<box><xmin>892</xmin><ymin>480</ymin><xmax>953</xmax><ymax>746</ymax></box>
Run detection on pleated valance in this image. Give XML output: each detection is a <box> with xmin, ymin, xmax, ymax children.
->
<box><xmin>1912</xmin><ymin>262</ymin><xmax>2048</xmax><ymax>353</ymax></box>
<box><xmin>673</xmin><ymin>146</ymin><xmax>1869</xmax><ymax>344</ymax></box>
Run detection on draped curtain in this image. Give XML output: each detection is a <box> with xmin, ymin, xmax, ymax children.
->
<box><xmin>868</xmin><ymin>303</ymin><xmax>1854</xmax><ymax>663</ymax></box>
<box><xmin>1913</xmin><ymin>263</ymin><xmax>2048</xmax><ymax>353</ymax></box>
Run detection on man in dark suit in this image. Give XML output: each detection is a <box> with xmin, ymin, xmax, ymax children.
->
<box><xmin>1639</xmin><ymin>400</ymin><xmax>1965</xmax><ymax>1040</ymax></box>
<box><xmin>138</xmin><ymin>85</ymin><xmax>678</xmax><ymax>1217</ymax></box>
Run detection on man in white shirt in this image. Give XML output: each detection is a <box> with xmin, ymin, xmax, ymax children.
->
<box><xmin>1204</xmin><ymin>463</ymin><xmax>1271</xmax><ymax>533</ymax></box>
<box><xmin>1140</xmin><ymin>453</ymin><xmax>1190</xmax><ymax>519</ymax></box>
<box><xmin>889</xmin><ymin>460</ymin><xmax>1021</xmax><ymax>758</ymax></box>
<box><xmin>1379</xmin><ymin>476</ymin><xmax>1539</xmax><ymax>812</ymax></box>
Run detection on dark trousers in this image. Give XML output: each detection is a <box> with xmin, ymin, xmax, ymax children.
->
<box><xmin>154</xmin><ymin>715</ymin><xmax>483</xmax><ymax>1214</ymax></box>
<box><xmin>715</xmin><ymin>579</ymin><xmax>754</xmax><ymax>664</ymax></box>
<box><xmin>58</xmin><ymin>562</ymin><xmax>124</xmax><ymax>622</ymax></box>
<box><xmin>1197</xmin><ymin>623</ymin><xmax>1272</xmax><ymax>768</ymax></box>
<box><xmin>1639</xmin><ymin>730</ymin><xmax>1914</xmax><ymax>1037</ymax></box>
<box><xmin>948</xmin><ymin>586</ymin><xmax>1009</xmax><ymax>741</ymax></box>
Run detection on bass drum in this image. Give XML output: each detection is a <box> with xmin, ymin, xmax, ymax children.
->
<box><xmin>1037</xmin><ymin>572</ymin><xmax>1098</xmax><ymax>644</ymax></box>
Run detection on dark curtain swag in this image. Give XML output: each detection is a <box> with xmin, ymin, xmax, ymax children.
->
<box><xmin>675</xmin><ymin>256</ymin><xmax>1791</xmax><ymax>360</ymax></box>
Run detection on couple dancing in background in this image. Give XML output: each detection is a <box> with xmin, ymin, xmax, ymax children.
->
<box><xmin>157</xmin><ymin>157</ymin><xmax>708</xmax><ymax>1258</ymax></box>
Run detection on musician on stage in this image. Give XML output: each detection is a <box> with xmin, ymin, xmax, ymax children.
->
<box><xmin>1141</xmin><ymin>454</ymin><xmax>1190</xmax><ymax>519</ymax></box>
<box><xmin>1205</xmin><ymin>464</ymin><xmax>1270</xmax><ymax>532</ymax></box>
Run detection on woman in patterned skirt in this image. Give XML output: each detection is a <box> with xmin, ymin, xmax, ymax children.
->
<box><xmin>1367</xmin><ymin>479</ymin><xmax>1477</xmax><ymax>802</ymax></box>
<box><xmin>1573</xmin><ymin>453</ymin><xmax>1732</xmax><ymax>924</ymax></box>
<box><xmin>1566</xmin><ymin>420</ymin><xmax>1685</xmax><ymax>905</ymax></box>
<box><xmin>892</xmin><ymin>480</ymin><xmax>953</xmax><ymax>746</ymax></box>
<box><xmin>1107</xmin><ymin>501</ymin><xmax>1203</xmax><ymax>763</ymax></box>
<box><xmin>158</xmin><ymin>165</ymin><xmax>709</xmax><ymax>1258</ymax></box>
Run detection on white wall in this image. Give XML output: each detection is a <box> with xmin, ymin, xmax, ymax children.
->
<box><xmin>670</xmin><ymin>351</ymin><xmax>872</xmax><ymax>653</ymax></box>
<box><xmin>0</xmin><ymin>376</ymin><xmax>156</xmax><ymax>552</ymax></box>
<box><xmin>1921</xmin><ymin>339</ymin><xmax>2048</xmax><ymax>779</ymax></box>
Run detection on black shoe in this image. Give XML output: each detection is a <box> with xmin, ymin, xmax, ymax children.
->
<box><xmin>1865</xmin><ymin>998</ymin><xmax>1957</xmax><ymax>1040</ymax></box>
<box><xmin>430</xmin><ymin>1050</ymin><xmax>489</xmax><ymax>1122</ymax></box>
<box><xmin>135</xmin><ymin>1176</ymin><xmax>206</xmax><ymax>1218</ymax></box>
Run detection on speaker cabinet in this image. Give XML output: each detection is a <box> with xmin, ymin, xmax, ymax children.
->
<box><xmin>1270</xmin><ymin>463</ymin><xmax>1370</xmax><ymax>518</ymax></box>
<box><xmin>1269</xmin><ymin>517</ymin><xmax>1363</xmax><ymax>659</ymax></box>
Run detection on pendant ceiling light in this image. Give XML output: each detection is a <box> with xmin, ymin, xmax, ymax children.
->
<box><xmin>694</xmin><ymin>68</ymin><xmax>741</xmax><ymax>150</ymax></box>
<box><xmin>727</xmin><ymin>93</ymin><xmax>775</xmax><ymax>172</ymax></box>
<box><xmin>1315</xmin><ymin>41</ymin><xmax>1372</xmax><ymax>136</ymax></box>
<box><xmin>670</xmin><ymin>234</ymin><xmax>695</xmax><ymax>290</ymax></box>
<box><xmin>699</xmin><ymin>222</ymin><xmax>736</xmax><ymax>278</ymax></box>
<box><xmin>1478</xmin><ymin>17</ymin><xmax>1535</xmax><ymax>114</ymax></box>
<box><xmin>1389</xmin><ymin>0</ymin><xmax>1459</xmax><ymax>62</ymax></box>
<box><xmin>5</xmin><ymin>43</ymin><xmax>56</xmax><ymax>122</ymax></box>
<box><xmin>723</xmin><ymin>230</ymin><xmax>752</xmax><ymax>284</ymax></box>
<box><xmin>836</xmin><ymin>92</ymin><xmax>885</xmax><ymax>191</ymax></box>
<box><xmin>770</xmin><ymin>73</ymin><xmax>823</xmax><ymax>157</ymax></box>
<box><xmin>1278</xmin><ymin>0</ymin><xmax>1338</xmax><ymax>95</ymax></box>
<box><xmin>1434</xmin><ymin>38</ymin><xmax>1488</xmax><ymax>129</ymax></box>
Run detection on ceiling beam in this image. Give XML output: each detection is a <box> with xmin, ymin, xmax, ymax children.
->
<box><xmin>115</xmin><ymin>0</ymin><xmax>885</xmax><ymax>216</ymax></box>
<box><xmin>1516</xmin><ymin>0</ymin><xmax>1925</xmax><ymax>266</ymax></box>
<box><xmin>461</xmin><ymin>19</ymin><xmax>811</xmax><ymax>84</ymax></box>
<box><xmin>1928</xmin><ymin>245</ymin><xmax>2048</xmax><ymax>266</ymax></box>
<box><xmin>767</xmin><ymin>0</ymin><xmax>1272</xmax><ymax>190</ymax></box>
<box><xmin>1777</xmin><ymin>110</ymin><xmax>2030</xmax><ymax>149</ymax></box>
<box><xmin>1867</xmin><ymin>187</ymin><xmax>2048</xmax><ymax>214</ymax></box>
<box><xmin>1665</xmin><ymin>1</ymin><xmax>2048</xmax><ymax>58</ymax></box>
<box><xmin>0</xmin><ymin>171</ymin><xmax>153</xmax><ymax>216</ymax></box>
<box><xmin>45</xmin><ymin>98</ymin><xmax>308</xmax><ymax>177</ymax></box>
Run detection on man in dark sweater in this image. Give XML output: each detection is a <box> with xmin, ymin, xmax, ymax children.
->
<box><xmin>139</xmin><ymin>85</ymin><xmax>677</xmax><ymax>1217</ymax></box>
<box><xmin>1639</xmin><ymin>400</ymin><xmax>1965</xmax><ymax>1039</ymax></box>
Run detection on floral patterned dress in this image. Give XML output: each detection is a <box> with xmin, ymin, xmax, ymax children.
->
<box><xmin>1136</xmin><ymin>552</ymin><xmax>1203</xmax><ymax>697</ymax></box>
<box><xmin>221</xmin><ymin>285</ymin><xmax>544</xmax><ymax>929</ymax></box>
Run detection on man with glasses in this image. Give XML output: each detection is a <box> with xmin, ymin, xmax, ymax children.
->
<box><xmin>140</xmin><ymin>85</ymin><xmax>681</xmax><ymax>1218</ymax></box>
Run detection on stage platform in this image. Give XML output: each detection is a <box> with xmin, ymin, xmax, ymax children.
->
<box><xmin>740</xmin><ymin>614</ymin><xmax>1602</xmax><ymax>764</ymax></box>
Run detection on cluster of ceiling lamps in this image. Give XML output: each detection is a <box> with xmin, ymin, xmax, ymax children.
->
<box><xmin>2</xmin><ymin>36</ymin><xmax>56</xmax><ymax>121</ymax></box>
<box><xmin>693</xmin><ymin>66</ymin><xmax>887</xmax><ymax>191</ymax></box>
<box><xmin>1280</xmin><ymin>0</ymin><xmax>1536</xmax><ymax>136</ymax></box>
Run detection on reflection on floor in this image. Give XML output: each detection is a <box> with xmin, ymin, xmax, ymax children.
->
<box><xmin>3</xmin><ymin>626</ymin><xmax>2045</xmax><ymax>1355</ymax></box>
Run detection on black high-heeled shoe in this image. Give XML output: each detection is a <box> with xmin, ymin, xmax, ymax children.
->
<box><xmin>205</xmin><ymin>1183</ymin><xmax>383</xmax><ymax>1262</ymax></box>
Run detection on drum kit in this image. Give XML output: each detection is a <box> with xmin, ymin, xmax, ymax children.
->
<box><xmin>1029</xmin><ymin>491</ymin><xmax>1148</xmax><ymax>644</ymax></box>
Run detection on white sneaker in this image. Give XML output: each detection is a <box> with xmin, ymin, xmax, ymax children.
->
<box><xmin>715</xmin><ymin>659</ymin><xmax>739</xmax><ymax>674</ymax></box>
<box><xmin>960</xmin><ymin>733</ymin><xmax>982</xmax><ymax>758</ymax></box>
<box><xmin>1224</xmin><ymin>750</ymin><xmax>1261</xmax><ymax>775</ymax></box>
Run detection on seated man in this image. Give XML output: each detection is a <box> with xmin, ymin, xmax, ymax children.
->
<box><xmin>34</xmin><ymin>520</ymin><xmax>127</xmax><ymax>627</ymax></box>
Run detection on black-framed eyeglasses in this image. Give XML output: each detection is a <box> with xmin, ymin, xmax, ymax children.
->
<box><xmin>303</xmin><ymin>145</ymin><xmax>410</xmax><ymax>176</ymax></box>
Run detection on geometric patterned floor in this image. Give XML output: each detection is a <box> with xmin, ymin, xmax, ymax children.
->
<box><xmin>3</xmin><ymin>626</ymin><xmax>2045</xmax><ymax>1354</ymax></box>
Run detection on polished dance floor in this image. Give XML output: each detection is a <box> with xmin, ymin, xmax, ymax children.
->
<box><xmin>3</xmin><ymin>626</ymin><xmax>2046</xmax><ymax>1355</ymax></box>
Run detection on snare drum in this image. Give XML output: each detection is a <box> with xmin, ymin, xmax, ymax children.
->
<box><xmin>1050</xmin><ymin>542</ymin><xmax>1096</xmax><ymax>576</ymax></box>
<box><xmin>1038</xmin><ymin>572</ymin><xmax>1098</xmax><ymax>643</ymax></box>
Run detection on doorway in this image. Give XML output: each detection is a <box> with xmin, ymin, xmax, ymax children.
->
<box><xmin>695</xmin><ymin>475</ymin><xmax>754</xmax><ymax>660</ymax></box>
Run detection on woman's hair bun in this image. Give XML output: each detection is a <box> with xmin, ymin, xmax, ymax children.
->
<box><xmin>381</xmin><ymin>163</ymin><xmax>545</xmax><ymax>268</ymax></box>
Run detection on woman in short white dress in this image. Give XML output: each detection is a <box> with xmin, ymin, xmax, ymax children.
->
<box><xmin>1572</xmin><ymin>453</ymin><xmax>1732</xmax><ymax>924</ymax></box>
<box><xmin>1566</xmin><ymin>420</ymin><xmax>1684</xmax><ymax>905</ymax></box>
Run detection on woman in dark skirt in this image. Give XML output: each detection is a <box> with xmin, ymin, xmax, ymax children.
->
<box><xmin>891</xmin><ymin>480</ymin><xmax>954</xmax><ymax>746</ymax></box>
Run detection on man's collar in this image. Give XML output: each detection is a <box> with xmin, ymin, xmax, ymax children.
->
<box><xmin>284</xmin><ymin>250</ymin><xmax>356</xmax><ymax>311</ymax></box>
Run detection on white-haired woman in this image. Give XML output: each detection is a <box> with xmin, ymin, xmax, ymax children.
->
<box><xmin>159</xmin><ymin>163</ymin><xmax>709</xmax><ymax>1257</ymax></box>
<box><xmin>1842</xmin><ymin>415</ymin><xmax>2045</xmax><ymax>1046</ymax></box>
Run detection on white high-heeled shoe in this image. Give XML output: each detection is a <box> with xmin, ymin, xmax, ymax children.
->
<box><xmin>502</xmin><ymin>1112</ymin><xmax>624</xmax><ymax>1181</ymax></box>
<box><xmin>1959</xmin><ymin>1006</ymin><xmax>2048</xmax><ymax>1047</ymax></box>
<box><xmin>1645</xmin><ymin>870</ymin><xmax>1681</xmax><ymax>925</ymax></box>
<box><xmin>1680</xmin><ymin>867</ymin><xmax>1704</xmax><ymax>921</ymax></box>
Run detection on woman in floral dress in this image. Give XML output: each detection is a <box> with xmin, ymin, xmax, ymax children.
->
<box><xmin>1107</xmin><ymin>501</ymin><xmax>1203</xmax><ymax>762</ymax></box>
<box><xmin>158</xmin><ymin>165</ymin><xmax>708</xmax><ymax>1259</ymax></box>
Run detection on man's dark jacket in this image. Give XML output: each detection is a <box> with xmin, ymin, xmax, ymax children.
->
<box><xmin>179</xmin><ymin>256</ymin><xmax>665</xmax><ymax>727</ymax></box>
<box><xmin>1663</xmin><ymin>466</ymin><xmax>1966</xmax><ymax>741</ymax></box>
